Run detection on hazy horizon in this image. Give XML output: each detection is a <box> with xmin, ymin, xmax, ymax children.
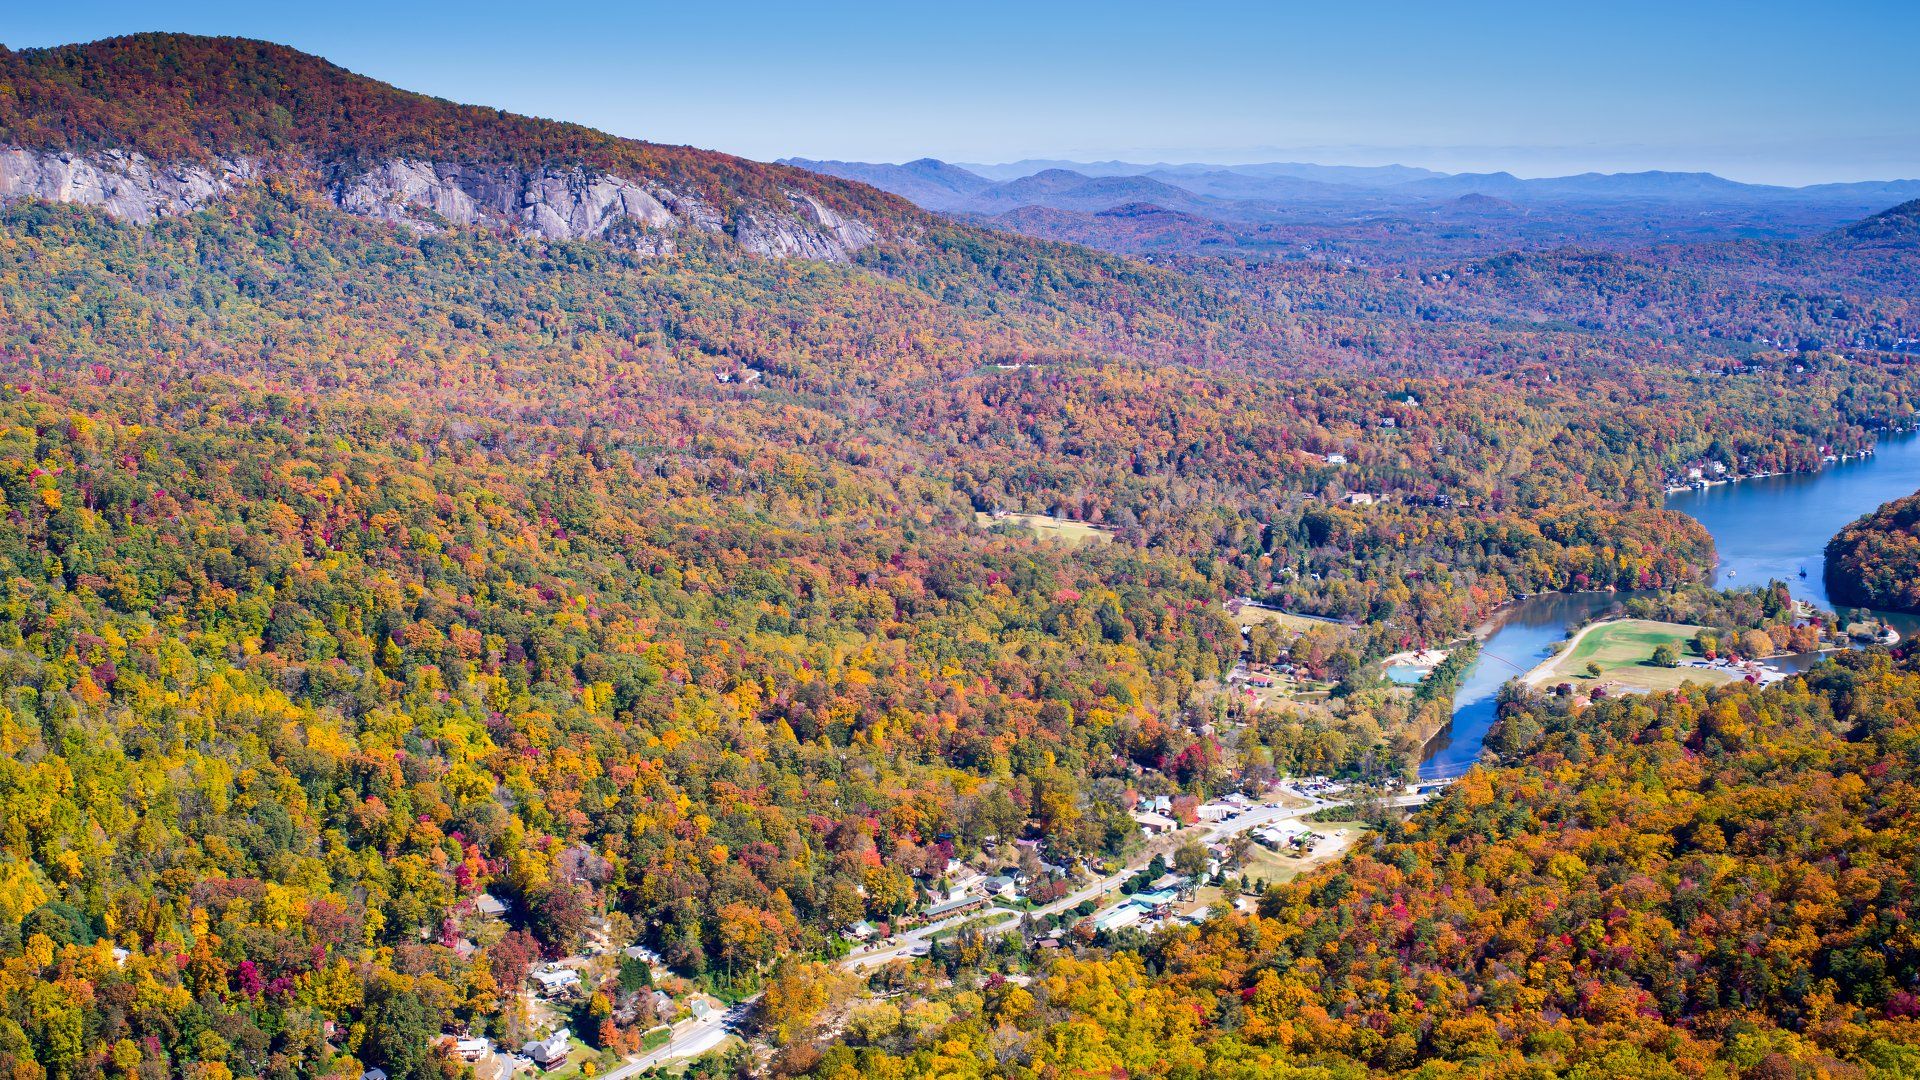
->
<box><xmin>796</xmin><ymin>154</ymin><xmax>1920</xmax><ymax>189</ymax></box>
<box><xmin>7</xmin><ymin>0</ymin><xmax>1919</xmax><ymax>186</ymax></box>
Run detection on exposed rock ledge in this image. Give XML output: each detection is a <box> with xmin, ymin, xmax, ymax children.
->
<box><xmin>0</xmin><ymin>146</ymin><xmax>875</xmax><ymax>261</ymax></box>
<box><xmin>0</xmin><ymin>147</ymin><xmax>257</xmax><ymax>224</ymax></box>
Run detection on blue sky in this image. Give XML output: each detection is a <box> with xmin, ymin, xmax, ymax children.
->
<box><xmin>6</xmin><ymin>0</ymin><xmax>1918</xmax><ymax>184</ymax></box>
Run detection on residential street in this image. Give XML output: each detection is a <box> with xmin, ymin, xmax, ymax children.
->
<box><xmin>600</xmin><ymin>781</ymin><xmax>1448</xmax><ymax>1069</ymax></box>
<box><xmin>844</xmin><ymin>786</ymin><xmax>1339</xmax><ymax>970</ymax></box>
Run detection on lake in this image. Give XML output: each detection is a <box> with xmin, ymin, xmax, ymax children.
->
<box><xmin>1418</xmin><ymin>432</ymin><xmax>1920</xmax><ymax>780</ymax></box>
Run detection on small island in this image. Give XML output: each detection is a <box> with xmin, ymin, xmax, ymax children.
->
<box><xmin>1826</xmin><ymin>492</ymin><xmax>1920</xmax><ymax>614</ymax></box>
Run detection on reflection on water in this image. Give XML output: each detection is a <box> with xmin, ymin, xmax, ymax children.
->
<box><xmin>1419</xmin><ymin>432</ymin><xmax>1920</xmax><ymax>779</ymax></box>
<box><xmin>1418</xmin><ymin>592</ymin><xmax>1630</xmax><ymax>780</ymax></box>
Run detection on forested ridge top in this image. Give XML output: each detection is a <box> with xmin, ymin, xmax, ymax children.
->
<box><xmin>1826</xmin><ymin>491</ymin><xmax>1920</xmax><ymax>613</ymax></box>
<box><xmin>0</xmin><ymin>33</ymin><xmax>911</xmax><ymax>225</ymax></box>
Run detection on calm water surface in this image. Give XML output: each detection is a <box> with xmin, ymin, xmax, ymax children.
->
<box><xmin>1419</xmin><ymin>433</ymin><xmax>1920</xmax><ymax>779</ymax></box>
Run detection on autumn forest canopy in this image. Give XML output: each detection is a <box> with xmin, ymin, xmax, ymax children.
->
<box><xmin>0</xmin><ymin>30</ymin><xmax>1918</xmax><ymax>1080</ymax></box>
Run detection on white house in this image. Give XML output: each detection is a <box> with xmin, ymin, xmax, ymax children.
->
<box><xmin>530</xmin><ymin>968</ymin><xmax>580</xmax><ymax>997</ymax></box>
<box><xmin>1254</xmin><ymin>821</ymin><xmax>1312</xmax><ymax>848</ymax></box>
<box><xmin>523</xmin><ymin>1029</ymin><xmax>570</xmax><ymax>1070</ymax></box>
<box><xmin>944</xmin><ymin>869</ymin><xmax>985</xmax><ymax>901</ymax></box>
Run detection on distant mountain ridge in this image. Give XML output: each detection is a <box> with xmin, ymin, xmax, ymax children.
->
<box><xmin>780</xmin><ymin>155</ymin><xmax>1920</xmax><ymax>262</ymax></box>
<box><xmin>776</xmin><ymin>156</ymin><xmax>991</xmax><ymax>212</ymax></box>
<box><xmin>953</xmin><ymin>158</ymin><xmax>1444</xmax><ymax>187</ymax></box>
<box><xmin>787</xmin><ymin>156</ymin><xmax>1920</xmax><ymax>209</ymax></box>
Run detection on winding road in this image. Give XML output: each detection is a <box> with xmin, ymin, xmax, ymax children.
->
<box><xmin>609</xmin><ymin>781</ymin><xmax>1444</xmax><ymax>1070</ymax></box>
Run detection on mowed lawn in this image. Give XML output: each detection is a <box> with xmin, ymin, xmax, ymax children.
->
<box><xmin>976</xmin><ymin>511</ymin><xmax>1113</xmax><ymax>548</ymax></box>
<box><xmin>1532</xmin><ymin>618</ymin><xmax>1739</xmax><ymax>692</ymax></box>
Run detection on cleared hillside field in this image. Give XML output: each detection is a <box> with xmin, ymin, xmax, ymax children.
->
<box><xmin>977</xmin><ymin>511</ymin><xmax>1113</xmax><ymax>548</ymax></box>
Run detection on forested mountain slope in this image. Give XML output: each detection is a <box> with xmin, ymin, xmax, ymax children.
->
<box><xmin>814</xmin><ymin>651</ymin><xmax>1920</xmax><ymax>1078</ymax></box>
<box><xmin>0</xmin><ymin>33</ymin><xmax>912</xmax><ymax>259</ymax></box>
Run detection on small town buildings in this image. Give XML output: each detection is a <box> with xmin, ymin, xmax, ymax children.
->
<box><xmin>473</xmin><ymin>894</ymin><xmax>508</xmax><ymax>918</ymax></box>
<box><xmin>943</xmin><ymin>868</ymin><xmax>985</xmax><ymax>900</ymax></box>
<box><xmin>523</xmin><ymin>1030</ymin><xmax>571</xmax><ymax>1070</ymax></box>
<box><xmin>923</xmin><ymin>894</ymin><xmax>988</xmax><ymax>921</ymax></box>
<box><xmin>1130</xmin><ymin>810</ymin><xmax>1178</xmax><ymax>836</ymax></box>
<box><xmin>1093</xmin><ymin>903</ymin><xmax>1145</xmax><ymax>932</ymax></box>
<box><xmin>982</xmin><ymin>875</ymin><xmax>1017</xmax><ymax>899</ymax></box>
<box><xmin>529</xmin><ymin>968</ymin><xmax>581</xmax><ymax>997</ymax></box>
<box><xmin>1254</xmin><ymin>820</ymin><xmax>1313</xmax><ymax>848</ymax></box>
<box><xmin>1325</xmin><ymin>453</ymin><xmax>1347</xmax><ymax>464</ymax></box>
<box><xmin>1131</xmin><ymin>886</ymin><xmax>1181</xmax><ymax>908</ymax></box>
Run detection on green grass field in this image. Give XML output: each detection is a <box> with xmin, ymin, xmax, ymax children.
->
<box><xmin>1231</xmin><ymin>605</ymin><xmax>1346</xmax><ymax>635</ymax></box>
<box><xmin>1530</xmin><ymin>619</ymin><xmax>1737</xmax><ymax>692</ymax></box>
<box><xmin>976</xmin><ymin>511</ymin><xmax>1113</xmax><ymax>548</ymax></box>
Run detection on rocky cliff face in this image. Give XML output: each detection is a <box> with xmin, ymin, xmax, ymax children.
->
<box><xmin>738</xmin><ymin>192</ymin><xmax>878</xmax><ymax>260</ymax></box>
<box><xmin>331</xmin><ymin>159</ymin><xmax>706</xmax><ymax>254</ymax></box>
<box><xmin>0</xmin><ymin>147</ymin><xmax>257</xmax><ymax>223</ymax></box>
<box><xmin>0</xmin><ymin>146</ymin><xmax>876</xmax><ymax>261</ymax></box>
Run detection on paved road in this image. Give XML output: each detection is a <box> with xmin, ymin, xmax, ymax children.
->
<box><xmin>601</xmin><ymin>782</ymin><xmax>1443</xmax><ymax>1068</ymax></box>
<box><xmin>844</xmin><ymin>787</ymin><xmax>1341</xmax><ymax>970</ymax></box>
<box><xmin>601</xmin><ymin>999</ymin><xmax>756</xmax><ymax>1078</ymax></box>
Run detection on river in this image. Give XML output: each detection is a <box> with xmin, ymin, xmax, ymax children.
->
<box><xmin>1418</xmin><ymin>432</ymin><xmax>1920</xmax><ymax>780</ymax></box>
